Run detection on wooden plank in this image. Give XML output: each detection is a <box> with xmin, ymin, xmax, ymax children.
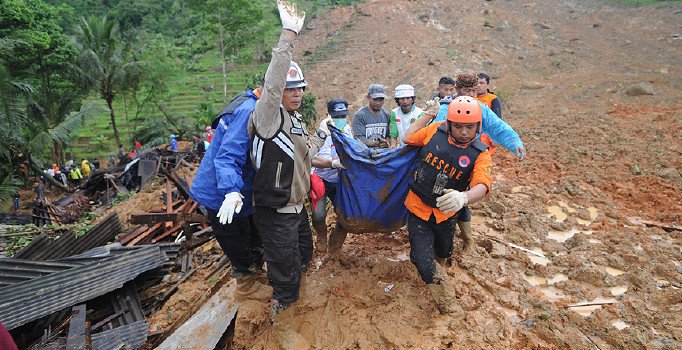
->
<box><xmin>66</xmin><ymin>305</ymin><xmax>87</xmax><ymax>350</ymax></box>
<box><xmin>151</xmin><ymin>222</ymin><xmax>185</xmax><ymax>244</ymax></box>
<box><xmin>126</xmin><ymin>223</ymin><xmax>163</xmax><ymax>247</ymax></box>
<box><xmin>165</xmin><ymin>179</ymin><xmax>173</xmax><ymax>229</ymax></box>
<box><xmin>119</xmin><ymin>225</ymin><xmax>149</xmax><ymax>245</ymax></box>
<box><xmin>155</xmin><ymin>281</ymin><xmax>238</xmax><ymax>350</ymax></box>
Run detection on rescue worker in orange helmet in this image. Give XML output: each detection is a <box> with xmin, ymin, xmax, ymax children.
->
<box><xmin>402</xmin><ymin>96</ymin><xmax>492</xmax><ymax>313</ymax></box>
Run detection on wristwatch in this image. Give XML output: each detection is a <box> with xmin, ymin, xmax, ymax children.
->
<box><xmin>316</xmin><ymin>129</ymin><xmax>328</xmax><ymax>139</ymax></box>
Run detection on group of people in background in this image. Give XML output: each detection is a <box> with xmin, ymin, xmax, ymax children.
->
<box><xmin>190</xmin><ymin>0</ymin><xmax>527</xmax><ymax>318</ymax></box>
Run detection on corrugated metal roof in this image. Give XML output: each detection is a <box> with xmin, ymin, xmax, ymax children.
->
<box><xmin>14</xmin><ymin>213</ymin><xmax>122</xmax><ymax>261</ymax></box>
<box><xmin>0</xmin><ymin>245</ymin><xmax>167</xmax><ymax>330</ymax></box>
<box><xmin>0</xmin><ymin>259</ymin><xmax>79</xmax><ymax>287</ymax></box>
<box><xmin>91</xmin><ymin>320</ymin><xmax>148</xmax><ymax>350</ymax></box>
<box><xmin>0</xmin><ymin>243</ymin><xmax>180</xmax><ymax>288</ymax></box>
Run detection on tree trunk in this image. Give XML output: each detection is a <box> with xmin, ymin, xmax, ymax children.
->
<box><xmin>218</xmin><ymin>19</ymin><xmax>227</xmax><ymax>103</ymax></box>
<box><xmin>28</xmin><ymin>156</ymin><xmax>70</xmax><ymax>193</ymax></box>
<box><xmin>107</xmin><ymin>98</ymin><xmax>122</xmax><ymax>148</ymax></box>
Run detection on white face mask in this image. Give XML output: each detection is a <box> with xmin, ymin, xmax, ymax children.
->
<box><xmin>333</xmin><ymin>118</ymin><xmax>347</xmax><ymax>129</ymax></box>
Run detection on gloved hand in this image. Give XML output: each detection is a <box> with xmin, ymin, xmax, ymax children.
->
<box><xmin>423</xmin><ymin>97</ymin><xmax>441</xmax><ymax>117</ymax></box>
<box><xmin>436</xmin><ymin>189</ymin><xmax>468</xmax><ymax>214</ymax></box>
<box><xmin>318</xmin><ymin>115</ymin><xmax>333</xmax><ymax>136</ymax></box>
<box><xmin>217</xmin><ymin>192</ymin><xmax>244</xmax><ymax>224</ymax></box>
<box><xmin>277</xmin><ymin>0</ymin><xmax>305</xmax><ymax>34</ymax></box>
<box><xmin>331</xmin><ymin>159</ymin><xmax>345</xmax><ymax>169</ymax></box>
<box><xmin>515</xmin><ymin>146</ymin><xmax>526</xmax><ymax>160</ymax></box>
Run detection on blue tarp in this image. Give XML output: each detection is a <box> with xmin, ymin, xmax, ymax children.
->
<box><xmin>331</xmin><ymin>127</ymin><xmax>419</xmax><ymax>233</ymax></box>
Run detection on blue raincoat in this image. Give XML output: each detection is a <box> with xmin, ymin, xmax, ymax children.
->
<box><xmin>434</xmin><ymin>102</ymin><xmax>523</xmax><ymax>154</ymax></box>
<box><xmin>190</xmin><ymin>89</ymin><xmax>258</xmax><ymax>215</ymax></box>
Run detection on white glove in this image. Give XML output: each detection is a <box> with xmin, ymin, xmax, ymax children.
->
<box><xmin>423</xmin><ymin>97</ymin><xmax>441</xmax><ymax>117</ymax></box>
<box><xmin>436</xmin><ymin>189</ymin><xmax>468</xmax><ymax>214</ymax></box>
<box><xmin>331</xmin><ymin>159</ymin><xmax>345</xmax><ymax>169</ymax></box>
<box><xmin>217</xmin><ymin>192</ymin><xmax>244</xmax><ymax>224</ymax></box>
<box><xmin>318</xmin><ymin>115</ymin><xmax>333</xmax><ymax>136</ymax></box>
<box><xmin>277</xmin><ymin>0</ymin><xmax>305</xmax><ymax>34</ymax></box>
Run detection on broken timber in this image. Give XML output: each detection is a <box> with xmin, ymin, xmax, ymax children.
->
<box><xmin>155</xmin><ymin>281</ymin><xmax>238</xmax><ymax>350</ymax></box>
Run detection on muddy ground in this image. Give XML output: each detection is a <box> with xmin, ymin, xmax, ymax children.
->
<box><xmin>226</xmin><ymin>0</ymin><xmax>681</xmax><ymax>348</ymax></box>
<box><xmin>111</xmin><ymin>0</ymin><xmax>682</xmax><ymax>349</ymax></box>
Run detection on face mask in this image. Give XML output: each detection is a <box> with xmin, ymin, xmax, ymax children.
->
<box><xmin>333</xmin><ymin>118</ymin><xmax>347</xmax><ymax>129</ymax></box>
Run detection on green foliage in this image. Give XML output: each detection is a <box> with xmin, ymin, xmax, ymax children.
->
<box><xmin>299</xmin><ymin>93</ymin><xmax>318</xmax><ymax>127</ymax></box>
<box><xmin>74</xmin><ymin>15</ymin><xmax>147</xmax><ymax>146</ymax></box>
<box><xmin>6</xmin><ymin>235</ymin><xmax>33</xmax><ymax>257</ymax></box>
<box><xmin>495</xmin><ymin>87</ymin><xmax>514</xmax><ymax>102</ymax></box>
<box><xmin>111</xmin><ymin>190</ymin><xmax>135</xmax><ymax>206</ymax></box>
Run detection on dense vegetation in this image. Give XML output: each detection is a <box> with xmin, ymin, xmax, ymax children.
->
<box><xmin>0</xmin><ymin>0</ymin><xmax>356</xmax><ymax>206</ymax></box>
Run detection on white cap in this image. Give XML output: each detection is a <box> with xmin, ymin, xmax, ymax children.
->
<box><xmin>394</xmin><ymin>84</ymin><xmax>415</xmax><ymax>98</ymax></box>
<box><xmin>286</xmin><ymin>61</ymin><xmax>307</xmax><ymax>88</ymax></box>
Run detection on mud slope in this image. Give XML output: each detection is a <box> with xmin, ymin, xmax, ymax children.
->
<box><xmin>230</xmin><ymin>0</ymin><xmax>682</xmax><ymax>349</ymax></box>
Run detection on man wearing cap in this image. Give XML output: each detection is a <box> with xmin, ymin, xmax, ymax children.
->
<box><xmin>352</xmin><ymin>83</ymin><xmax>395</xmax><ymax>148</ymax></box>
<box><xmin>247</xmin><ymin>0</ymin><xmax>332</xmax><ymax>316</ymax></box>
<box><xmin>389</xmin><ymin>84</ymin><xmax>424</xmax><ymax>146</ymax></box>
<box><xmin>310</xmin><ymin>98</ymin><xmax>353</xmax><ymax>252</ymax></box>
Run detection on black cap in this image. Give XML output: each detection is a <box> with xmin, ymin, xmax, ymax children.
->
<box><xmin>327</xmin><ymin>98</ymin><xmax>349</xmax><ymax>118</ymax></box>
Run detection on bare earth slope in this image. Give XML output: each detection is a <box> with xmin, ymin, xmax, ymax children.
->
<box><xmin>230</xmin><ymin>0</ymin><xmax>682</xmax><ymax>349</ymax></box>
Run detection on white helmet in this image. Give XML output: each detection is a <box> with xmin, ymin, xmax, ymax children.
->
<box><xmin>394</xmin><ymin>84</ymin><xmax>415</xmax><ymax>98</ymax></box>
<box><xmin>286</xmin><ymin>61</ymin><xmax>307</xmax><ymax>89</ymax></box>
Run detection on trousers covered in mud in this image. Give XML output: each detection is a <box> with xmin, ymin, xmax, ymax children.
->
<box><xmin>253</xmin><ymin>206</ymin><xmax>313</xmax><ymax>304</ymax></box>
<box><xmin>207</xmin><ymin>210</ymin><xmax>263</xmax><ymax>274</ymax></box>
<box><xmin>408</xmin><ymin>213</ymin><xmax>456</xmax><ymax>284</ymax></box>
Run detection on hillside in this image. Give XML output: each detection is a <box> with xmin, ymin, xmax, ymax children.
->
<box><xmin>204</xmin><ymin>0</ymin><xmax>681</xmax><ymax>348</ymax></box>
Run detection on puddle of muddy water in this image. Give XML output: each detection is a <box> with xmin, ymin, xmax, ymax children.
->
<box><xmin>547</xmin><ymin>206</ymin><xmax>567</xmax><ymax>222</ymax></box>
<box><xmin>569</xmin><ymin>297</ymin><xmax>618</xmax><ymax>316</ymax></box>
<box><xmin>527</xmin><ymin>248</ymin><xmax>550</xmax><ymax>266</ymax></box>
<box><xmin>611</xmin><ymin>319</ymin><xmax>630</xmax><ymax>330</ymax></box>
<box><xmin>547</xmin><ymin>228</ymin><xmax>582</xmax><ymax>243</ymax></box>
<box><xmin>609</xmin><ymin>286</ymin><xmax>628</xmax><ymax>296</ymax></box>
<box><xmin>539</xmin><ymin>286</ymin><xmax>565</xmax><ymax>302</ymax></box>
<box><xmin>568</xmin><ymin>304</ymin><xmax>602</xmax><ymax>316</ymax></box>
<box><xmin>588</xmin><ymin>239</ymin><xmax>602</xmax><ymax>244</ymax></box>
<box><xmin>588</xmin><ymin>207</ymin><xmax>598</xmax><ymax>220</ymax></box>
<box><xmin>558</xmin><ymin>201</ymin><xmax>576</xmax><ymax>213</ymax></box>
<box><xmin>576</xmin><ymin>217</ymin><xmax>591</xmax><ymax>226</ymax></box>
<box><xmin>548</xmin><ymin>274</ymin><xmax>568</xmax><ymax>285</ymax></box>
<box><xmin>605</xmin><ymin>267</ymin><xmax>625</xmax><ymax>277</ymax></box>
<box><xmin>522</xmin><ymin>274</ymin><xmax>547</xmax><ymax>286</ymax></box>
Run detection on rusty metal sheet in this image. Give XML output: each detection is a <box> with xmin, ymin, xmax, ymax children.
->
<box><xmin>0</xmin><ymin>245</ymin><xmax>167</xmax><ymax>330</ymax></box>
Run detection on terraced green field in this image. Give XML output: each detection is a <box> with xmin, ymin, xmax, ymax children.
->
<box><xmin>66</xmin><ymin>53</ymin><xmax>266</xmax><ymax>161</ymax></box>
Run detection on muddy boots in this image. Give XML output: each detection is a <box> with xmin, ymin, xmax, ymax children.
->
<box><xmin>458</xmin><ymin>220</ymin><xmax>474</xmax><ymax>254</ymax></box>
<box><xmin>313</xmin><ymin>222</ymin><xmax>328</xmax><ymax>253</ymax></box>
<box><xmin>428</xmin><ymin>260</ymin><xmax>464</xmax><ymax>316</ymax></box>
<box><xmin>327</xmin><ymin>225</ymin><xmax>348</xmax><ymax>258</ymax></box>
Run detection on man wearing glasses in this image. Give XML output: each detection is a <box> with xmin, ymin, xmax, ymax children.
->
<box><xmin>352</xmin><ymin>83</ymin><xmax>396</xmax><ymax>148</ymax></box>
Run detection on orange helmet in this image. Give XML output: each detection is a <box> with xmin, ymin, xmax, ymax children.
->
<box><xmin>446</xmin><ymin>96</ymin><xmax>482</xmax><ymax>124</ymax></box>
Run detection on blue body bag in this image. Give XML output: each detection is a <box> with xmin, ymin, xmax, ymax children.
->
<box><xmin>331</xmin><ymin>127</ymin><xmax>418</xmax><ymax>233</ymax></box>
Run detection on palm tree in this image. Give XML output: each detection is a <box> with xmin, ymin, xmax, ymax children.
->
<box><xmin>73</xmin><ymin>16</ymin><xmax>145</xmax><ymax>147</ymax></box>
<box><xmin>0</xmin><ymin>61</ymin><xmax>32</xmax><ymax>206</ymax></box>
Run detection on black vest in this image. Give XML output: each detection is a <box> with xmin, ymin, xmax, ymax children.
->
<box><xmin>250</xmin><ymin>109</ymin><xmax>304</xmax><ymax>208</ymax></box>
<box><xmin>409</xmin><ymin>124</ymin><xmax>487</xmax><ymax>207</ymax></box>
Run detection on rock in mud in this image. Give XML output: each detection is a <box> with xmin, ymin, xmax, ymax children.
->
<box><xmin>625</xmin><ymin>82</ymin><xmax>655</xmax><ymax>96</ymax></box>
<box><xmin>520</xmin><ymin>82</ymin><xmax>546</xmax><ymax>90</ymax></box>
